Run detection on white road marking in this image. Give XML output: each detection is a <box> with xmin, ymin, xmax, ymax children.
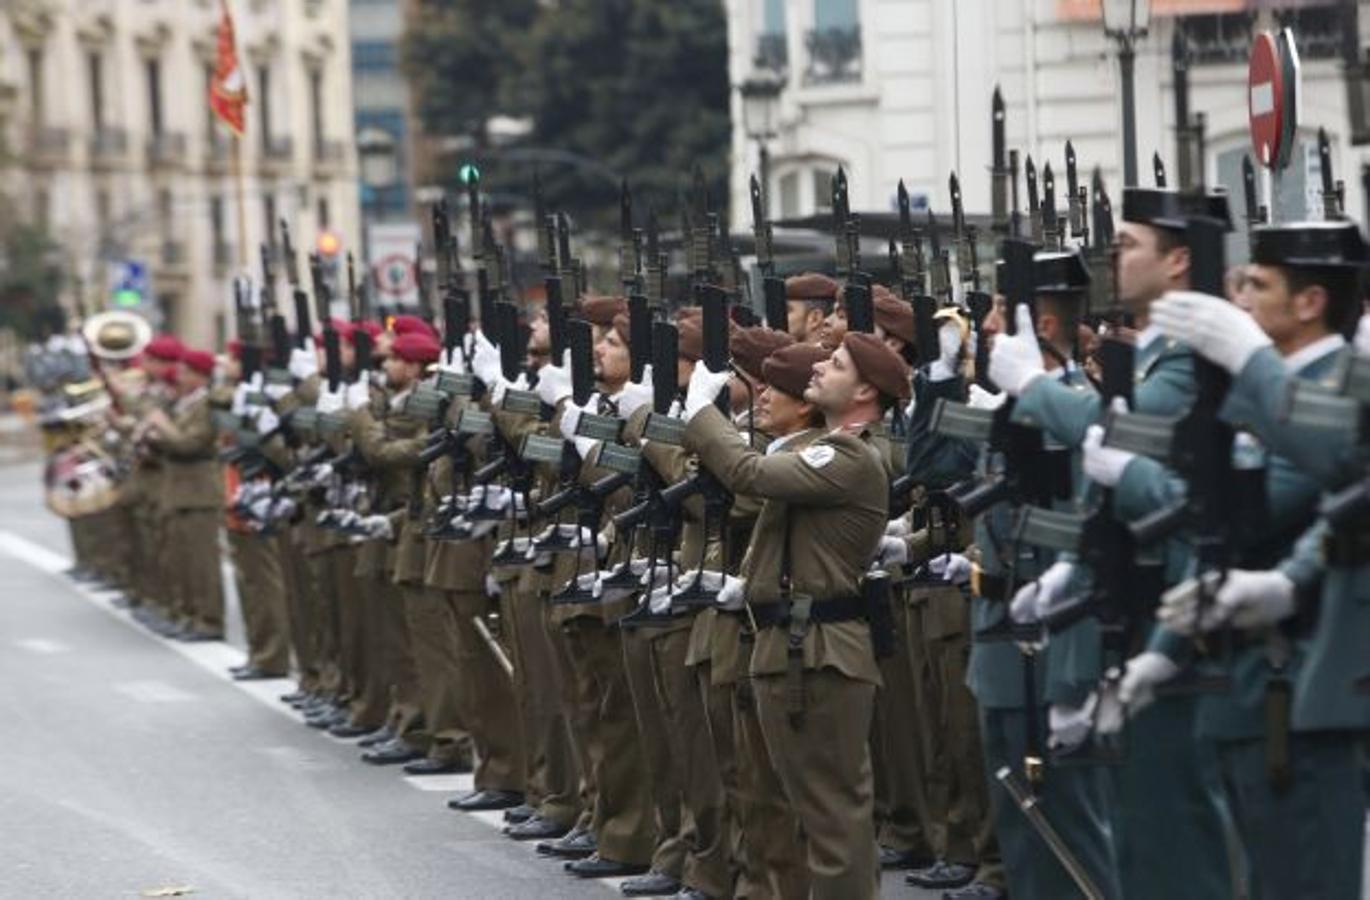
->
<box><xmin>114</xmin><ymin>680</ymin><xmax>193</xmax><ymax>703</ymax></box>
<box><xmin>15</xmin><ymin>638</ymin><xmax>69</xmax><ymax>654</ymax></box>
<box><xmin>0</xmin><ymin>529</ymin><xmax>623</xmax><ymax>893</ymax></box>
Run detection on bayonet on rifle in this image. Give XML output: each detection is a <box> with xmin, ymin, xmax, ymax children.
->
<box><xmin>1066</xmin><ymin>141</ymin><xmax>1085</xmax><ymax>240</ymax></box>
<box><xmin>1025</xmin><ymin>155</ymin><xmax>1042</xmax><ymax>243</ymax></box>
<box><xmin>896</xmin><ymin>181</ymin><xmax>926</xmax><ymax>294</ymax></box>
<box><xmin>927</xmin><ymin>208</ymin><xmax>952</xmax><ymax>307</ymax></box>
<box><xmin>1042</xmin><ymin>162</ymin><xmax>1061</xmax><ymax>251</ymax></box>
<box><xmin>1153</xmin><ymin>152</ymin><xmax>1167</xmax><ymax>189</ymax></box>
<box><xmin>991</xmin><ymin>86</ymin><xmax>1009</xmax><ymax>233</ymax></box>
<box><xmin>1319</xmin><ymin>127</ymin><xmax>1345</xmax><ymax>220</ymax></box>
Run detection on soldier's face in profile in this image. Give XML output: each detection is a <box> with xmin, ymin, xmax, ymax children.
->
<box><xmin>382</xmin><ymin>355</ymin><xmax>419</xmax><ymax>390</ymax></box>
<box><xmin>819</xmin><ymin>305</ymin><xmax>848</xmax><ymax>347</ymax></box>
<box><xmin>759</xmin><ymin>384</ymin><xmax>810</xmax><ymax>436</ymax></box>
<box><xmin>1244</xmin><ymin>264</ymin><xmax>1311</xmax><ymax>348</ymax></box>
<box><xmin>805</xmin><ymin>344</ymin><xmax>859</xmax><ymax>412</ymax></box>
<box><xmin>594</xmin><ymin>329</ymin><xmax>630</xmax><ymax>387</ymax></box>
<box><xmin>786</xmin><ymin>300</ymin><xmax>823</xmax><ymax>342</ymax></box>
<box><xmin>1116</xmin><ymin>222</ymin><xmax>1187</xmax><ymax>314</ymax></box>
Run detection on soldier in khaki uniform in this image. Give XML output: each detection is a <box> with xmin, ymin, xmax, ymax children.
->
<box><xmin>681</xmin><ymin>331</ymin><xmax>910</xmax><ymax>899</ymax></box>
<box><xmin>140</xmin><ymin>348</ymin><xmax>224</xmax><ymax>640</ymax></box>
<box><xmin>781</xmin><ymin>273</ymin><xmax>841</xmax><ymax>345</ymax></box>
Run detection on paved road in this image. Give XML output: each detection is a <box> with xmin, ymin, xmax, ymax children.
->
<box><xmin>0</xmin><ymin>459</ymin><xmax>939</xmax><ymax>899</ymax></box>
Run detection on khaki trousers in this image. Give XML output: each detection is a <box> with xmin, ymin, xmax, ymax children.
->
<box><xmin>400</xmin><ymin>584</ymin><xmax>469</xmax><ymax>763</ymax></box>
<box><xmin>450</xmin><ymin>589</ymin><xmax>523</xmax><ymax>791</ymax></box>
<box><xmin>280</xmin><ymin>527</ymin><xmax>322</xmax><ymax>693</ymax></box>
<box><xmin>227</xmin><ymin>530</ymin><xmax>291</xmax><ymax>674</ymax></box>
<box><xmin>622</xmin><ymin>626</ymin><xmax>688</xmax><ymax>880</ymax></box>
<box><xmin>874</xmin><ymin>594</ymin><xmax>936</xmax><ymax>859</ymax></box>
<box><xmin>170</xmin><ymin>509</ymin><xmax>224</xmax><ymax>634</ymax></box>
<box><xmin>754</xmin><ymin>668</ymin><xmax>879</xmax><ymax>900</ymax></box>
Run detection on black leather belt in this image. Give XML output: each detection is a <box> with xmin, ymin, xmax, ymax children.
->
<box><xmin>749</xmin><ymin>596</ymin><xmax>866</xmax><ymax>629</ymax></box>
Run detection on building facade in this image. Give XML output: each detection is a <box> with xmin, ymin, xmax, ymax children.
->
<box><xmin>0</xmin><ymin>0</ymin><xmax>360</xmax><ymax>349</ymax></box>
<box><xmin>350</xmin><ymin>0</ymin><xmax>414</xmax><ymax>224</ymax></box>
<box><xmin>727</xmin><ymin>0</ymin><xmax>1369</xmax><ymax>261</ymax></box>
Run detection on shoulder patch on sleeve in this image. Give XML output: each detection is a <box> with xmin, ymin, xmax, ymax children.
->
<box><xmin>800</xmin><ymin>444</ymin><xmax>836</xmax><ymax>469</ymax></box>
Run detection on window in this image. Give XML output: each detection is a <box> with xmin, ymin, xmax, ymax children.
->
<box><xmin>352</xmin><ymin>41</ymin><xmax>397</xmax><ymax>72</ymax></box>
<box><xmin>256</xmin><ymin>65</ymin><xmax>272</xmax><ymax>144</ymax></box>
<box><xmin>264</xmin><ymin>192</ymin><xmax>278</xmax><ymax>253</ymax></box>
<box><xmin>779</xmin><ymin>171</ymin><xmax>800</xmax><ymax>219</ymax></box>
<box><xmin>88</xmin><ymin>52</ymin><xmax>104</xmax><ymax>130</ymax></box>
<box><xmin>756</xmin><ymin>0</ymin><xmax>788</xmax><ymax>70</ymax></box>
<box><xmin>27</xmin><ymin>47</ymin><xmax>44</xmax><ymax>126</ymax></box>
<box><xmin>813</xmin><ymin>168</ymin><xmax>836</xmax><ymax>212</ymax></box>
<box><xmin>147</xmin><ymin>58</ymin><xmax>163</xmax><ymax>136</ymax></box>
<box><xmin>806</xmin><ymin>0</ymin><xmax>862</xmax><ymax>84</ymax></box>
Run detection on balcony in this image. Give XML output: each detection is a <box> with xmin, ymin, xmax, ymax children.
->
<box><xmin>260</xmin><ymin>135</ymin><xmax>294</xmax><ymax>176</ymax></box>
<box><xmin>27</xmin><ymin>127</ymin><xmax>70</xmax><ymax>169</ymax></box>
<box><xmin>754</xmin><ymin>32</ymin><xmax>788</xmax><ymax>73</ymax></box>
<box><xmin>148</xmin><ymin>132</ymin><xmax>187</xmax><ymax>170</ymax></box>
<box><xmin>89</xmin><ymin>127</ymin><xmax>129</xmax><ymax>170</ymax></box>
<box><xmin>213</xmin><ymin>241</ymin><xmax>235</xmax><ymax>276</ymax></box>
<box><xmin>312</xmin><ymin>138</ymin><xmax>346</xmax><ymax>178</ymax></box>
<box><xmin>803</xmin><ymin>26</ymin><xmax>862</xmax><ymax>85</ymax></box>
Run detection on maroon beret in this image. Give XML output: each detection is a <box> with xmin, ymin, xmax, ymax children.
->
<box><xmin>144</xmin><ymin>334</ymin><xmax>183</xmax><ymax>362</ymax></box>
<box><xmin>872</xmin><ymin>286</ymin><xmax>915</xmax><ymax>345</ymax></box>
<box><xmin>392</xmin><ymin>331</ymin><xmax>441</xmax><ymax>365</ymax></box>
<box><xmin>730</xmin><ymin>326</ymin><xmax>794</xmax><ymax>382</ymax></box>
<box><xmin>391</xmin><ymin>314</ymin><xmax>438</xmax><ymax>341</ymax></box>
<box><xmin>762</xmin><ymin>342</ymin><xmax>831</xmax><ymax>399</ymax></box>
<box><xmin>843</xmin><ymin>332</ymin><xmax>912</xmax><ymax>402</ymax></box>
<box><xmin>785</xmin><ymin>272</ymin><xmax>840</xmax><ymax>304</ymax></box>
<box><xmin>180</xmin><ymin>348</ymin><xmax>215</xmax><ymax>376</ymax></box>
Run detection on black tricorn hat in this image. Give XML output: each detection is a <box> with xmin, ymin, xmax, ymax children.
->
<box><xmin>1033</xmin><ymin>249</ymin><xmax>1091</xmax><ymax>296</ymax></box>
<box><xmin>1121</xmin><ymin>188</ymin><xmax>1233</xmax><ymax>232</ymax></box>
<box><xmin>1251</xmin><ymin>221</ymin><xmax>1368</xmax><ymax>270</ymax></box>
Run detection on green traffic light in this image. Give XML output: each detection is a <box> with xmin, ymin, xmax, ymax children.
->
<box><xmin>458</xmin><ymin>163</ymin><xmax>481</xmax><ymax>185</ymax></box>
<box><xmin>113</xmin><ymin>289</ymin><xmax>141</xmax><ymax>308</ymax></box>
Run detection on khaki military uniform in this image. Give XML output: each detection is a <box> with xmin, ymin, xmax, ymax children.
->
<box><xmin>685</xmin><ymin>405</ymin><xmax>888</xmax><ymax>900</ymax></box>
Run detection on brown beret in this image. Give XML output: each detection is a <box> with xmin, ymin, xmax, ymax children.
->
<box><xmin>762</xmin><ymin>342</ymin><xmax>832</xmax><ymax>399</ymax></box>
<box><xmin>785</xmin><ymin>272</ymin><xmax>840</xmax><ymax>304</ymax></box>
<box><xmin>730</xmin><ymin>326</ymin><xmax>794</xmax><ymax>382</ymax></box>
<box><xmin>610</xmin><ymin>312</ymin><xmax>630</xmax><ymax>344</ymax></box>
<box><xmin>577</xmin><ymin>294</ymin><xmax>628</xmax><ymax>327</ymax></box>
<box><xmin>843</xmin><ymin>332</ymin><xmax>912</xmax><ymax>402</ymax></box>
<box><xmin>872</xmin><ymin>285</ymin><xmax>915</xmax><ymax>345</ymax></box>
<box><xmin>676</xmin><ymin>307</ymin><xmax>702</xmax><ymax>361</ymax></box>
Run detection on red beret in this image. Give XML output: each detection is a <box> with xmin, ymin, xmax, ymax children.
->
<box><xmin>843</xmin><ymin>332</ymin><xmax>912</xmax><ymax>402</ymax></box>
<box><xmin>350</xmin><ymin>320</ymin><xmax>383</xmax><ymax>343</ymax></box>
<box><xmin>392</xmin><ymin>331</ymin><xmax>441</xmax><ymax>365</ymax></box>
<box><xmin>181</xmin><ymin>349</ymin><xmax>215</xmax><ymax>376</ymax></box>
<box><xmin>144</xmin><ymin>334</ymin><xmax>184</xmax><ymax>362</ymax></box>
<box><xmin>872</xmin><ymin>286</ymin><xmax>915</xmax><ymax>345</ymax></box>
<box><xmin>392</xmin><ymin>314</ymin><xmax>438</xmax><ymax>341</ymax></box>
<box><xmin>763</xmin><ymin>342</ymin><xmax>831</xmax><ymax>399</ymax></box>
<box><xmin>578</xmin><ymin>295</ymin><xmax>628</xmax><ymax>327</ymax></box>
<box><xmin>226</xmin><ymin>338</ymin><xmax>243</xmax><ymax>360</ymax></box>
<box><xmin>730</xmin><ymin>326</ymin><xmax>794</xmax><ymax>382</ymax></box>
<box><xmin>314</xmin><ymin>319</ymin><xmax>356</xmax><ymax>345</ymax></box>
<box><xmin>785</xmin><ymin>272</ymin><xmax>840</xmax><ymax>304</ymax></box>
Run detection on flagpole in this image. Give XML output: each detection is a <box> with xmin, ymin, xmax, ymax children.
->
<box><xmin>232</xmin><ymin>133</ymin><xmax>248</xmax><ymax>270</ymax></box>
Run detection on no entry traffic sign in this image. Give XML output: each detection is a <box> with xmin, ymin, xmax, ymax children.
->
<box><xmin>1249</xmin><ymin>29</ymin><xmax>1302</xmax><ymax>171</ymax></box>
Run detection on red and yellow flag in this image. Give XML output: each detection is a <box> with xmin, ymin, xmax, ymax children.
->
<box><xmin>209</xmin><ymin>0</ymin><xmax>247</xmax><ymax>134</ymax></box>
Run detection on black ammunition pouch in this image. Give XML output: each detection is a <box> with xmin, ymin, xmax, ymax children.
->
<box><xmin>862</xmin><ymin>571</ymin><xmax>896</xmax><ymax>660</ymax></box>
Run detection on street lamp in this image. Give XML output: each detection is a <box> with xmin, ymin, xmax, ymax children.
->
<box><xmin>1103</xmin><ymin>0</ymin><xmax>1153</xmax><ymax>187</ymax></box>
<box><xmin>739</xmin><ymin>73</ymin><xmax>785</xmax><ymax>216</ymax></box>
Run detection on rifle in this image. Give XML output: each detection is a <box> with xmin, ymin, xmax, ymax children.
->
<box><xmin>897</xmin><ymin>180</ymin><xmax>928</xmax><ymax>295</ymax></box>
<box><xmin>413</xmin><ymin>241</ymin><xmax>435</xmax><ymax>322</ymax></box>
<box><xmin>1153</xmin><ymin>152</ymin><xmax>1167</xmax><ymax>189</ymax></box>
<box><xmin>1009</xmin><ymin>149</ymin><xmax>1023</xmax><ymax>239</ymax></box>
<box><xmin>1242</xmin><ymin>154</ymin><xmax>1267</xmax><ymax>244</ymax></box>
<box><xmin>1086</xmin><ymin>169</ymin><xmax>1120</xmax><ymax>323</ymax></box>
<box><xmin>310</xmin><ymin>253</ymin><xmax>342</xmax><ymax>392</ymax></box>
<box><xmin>890</xmin><ymin>238</ymin><xmax>939</xmax><ymax>367</ymax></box>
<box><xmin>752</xmin><ymin>174</ymin><xmax>788</xmax><ymax>330</ymax></box>
<box><xmin>261</xmin><ymin>244</ymin><xmax>291</xmax><ymax>376</ymax></box>
<box><xmin>949</xmin><ymin>174</ymin><xmax>993</xmax><ymax>385</ymax></box>
<box><xmin>234</xmin><ymin>276</ymin><xmax>263</xmax><ymax>383</ymax></box>
<box><xmin>1025</xmin><ymin>155</ymin><xmax>1043</xmax><ymax>244</ymax></box>
<box><xmin>1042</xmin><ymin>162</ymin><xmax>1061</xmax><ymax>252</ymax></box>
<box><xmin>832</xmin><ymin>167</ymin><xmax>858</xmax><ymax>278</ymax></box>
<box><xmin>1319</xmin><ymin>127</ymin><xmax>1345</xmax><ymax>220</ymax></box>
<box><xmin>991</xmin><ymin>86</ymin><xmax>1009</xmax><ymax>233</ymax></box>
<box><xmin>347</xmin><ymin>253</ymin><xmax>372</xmax><ymax>381</ymax></box>
<box><xmin>1066</xmin><ymin>141</ymin><xmax>1086</xmax><ymax>242</ymax></box>
<box><xmin>644</xmin><ymin>210</ymin><xmax>667</xmax><ymax>309</ymax></box>
<box><xmin>628</xmin><ymin>293</ymin><xmax>652</xmax><ymax>382</ymax></box>
<box><xmin>281</xmin><ymin>220</ymin><xmax>312</xmax><ymax>348</ymax></box>
<box><xmin>620</xmin><ymin>179</ymin><xmax>644</xmax><ymax>296</ymax></box>
<box><xmin>927</xmin><ymin>208</ymin><xmax>953</xmax><ymax>308</ymax></box>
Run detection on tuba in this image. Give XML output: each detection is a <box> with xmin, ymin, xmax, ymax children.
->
<box><xmin>82</xmin><ymin>310</ymin><xmax>153</xmax><ymax>362</ymax></box>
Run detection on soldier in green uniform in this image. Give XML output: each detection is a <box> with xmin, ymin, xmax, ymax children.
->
<box><xmin>1140</xmin><ymin>221</ymin><xmax>1369</xmax><ymax>899</ymax></box>
<box><xmin>681</xmin><ymin>330</ymin><xmax>909</xmax><ymax>899</ymax></box>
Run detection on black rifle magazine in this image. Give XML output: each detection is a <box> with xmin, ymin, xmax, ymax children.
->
<box><xmin>521</xmin><ymin>434</ymin><xmax>569</xmax><ymax>464</ymax></box>
<box><xmin>930</xmin><ymin>398</ymin><xmax>995</xmax><ymax>443</ymax></box>
<box><xmin>576</xmin><ymin>412</ymin><xmax>624</xmax><ymax>443</ymax></box>
<box><xmin>500</xmin><ymin>388</ymin><xmax>544</xmax><ymax>418</ymax></box>
<box><xmin>455</xmin><ymin>409</ymin><xmax>494</xmax><ymax>436</ymax></box>
<box><xmin>643</xmin><ymin>412</ymin><xmax>687</xmax><ymax>446</ymax></box>
<box><xmin>597</xmin><ymin>443</ymin><xmax>641</xmax><ymax>475</ymax></box>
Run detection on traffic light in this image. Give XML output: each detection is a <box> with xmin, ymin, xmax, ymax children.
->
<box><xmin>458</xmin><ymin>162</ymin><xmax>481</xmax><ymax>185</ymax></box>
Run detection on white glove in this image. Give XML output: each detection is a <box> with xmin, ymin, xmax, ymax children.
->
<box><xmin>717</xmin><ymin>575</ymin><xmax>746</xmax><ymax>611</ymax></box>
<box><xmin>987</xmin><ymin>307</ymin><xmax>1045</xmax><ymax>396</ymax></box>
<box><xmin>616</xmin><ymin>365</ymin><xmax>654</xmax><ymax>420</ymax></box>
<box><xmin>263</xmin><ymin>381</ymin><xmax>292</xmax><ymax>401</ymax></box>
<box><xmin>1158</xmin><ymin>569</ymin><xmax>1295</xmax><ymax>635</ymax></box>
<box><xmin>1150</xmin><ymin>290</ymin><xmax>1272</xmax><ymax>375</ymax></box>
<box><xmin>315</xmin><ymin>385</ymin><xmax>343</xmax><ymax>414</ymax></box>
<box><xmin>876</xmin><ymin>535</ymin><xmax>909</xmax><ymax>568</ymax></box>
<box><xmin>1009</xmin><ymin>561</ymin><xmax>1074</xmax><ymax>623</ymax></box>
<box><xmin>288</xmin><ymin>342</ymin><xmax>318</xmax><ymax>381</ymax></box>
<box><xmin>643</xmin><ymin>583</ymin><xmax>672</xmax><ymax>614</ymax></box>
<box><xmin>470</xmin><ymin>331</ymin><xmax>503</xmax><ymax>386</ymax></box>
<box><xmin>967</xmin><ymin>383</ymin><xmax>1006</xmax><ymax>410</ymax></box>
<box><xmin>682</xmin><ymin>364</ymin><xmax>731</xmax><ymax>423</ymax></box>
<box><xmin>358</xmin><ymin>514</ymin><xmax>394</xmax><ymax>540</ymax></box>
<box><xmin>639</xmin><ymin>561</ymin><xmax>673</xmax><ymax>593</ymax></box>
<box><xmin>1118</xmin><ymin>651</ymin><xmax>1180</xmax><ymax>717</ymax></box>
<box><xmin>534</xmin><ymin>353</ymin><xmax>573</xmax><ymax>407</ymax></box>
<box><xmin>928</xmin><ymin>320</ymin><xmax>963</xmax><ymax>381</ymax></box>
<box><xmin>1048</xmin><ymin>698</ymin><xmax>1096</xmax><ymax>751</ymax></box>
<box><xmin>490</xmin><ymin>371</ymin><xmax>526</xmax><ymax>407</ymax></box>
<box><xmin>1355</xmin><ymin>313</ymin><xmax>1370</xmax><ymax>356</ymax></box>
<box><xmin>479</xmin><ymin>485</ymin><xmax>513</xmax><ymax>513</ymax></box>
<box><xmin>1094</xmin><ymin>682</ymin><xmax>1126</xmax><ymax>736</ymax></box>
<box><xmin>484</xmin><ymin>573</ymin><xmax>501</xmax><ymax>598</ymax></box>
<box><xmin>253</xmin><ymin>407</ymin><xmax>279</xmax><ymax>435</ymax></box>
<box><xmin>344</xmin><ymin>379</ymin><xmax>371</xmax><ymax>411</ymax></box>
<box><xmin>885</xmin><ymin>517</ymin><xmax>911</xmax><ymax>538</ymax></box>
<box><xmin>559</xmin><ymin>398</ymin><xmax>591</xmax><ymax>442</ymax></box>
<box><xmin>437</xmin><ymin>347</ymin><xmax>467</xmax><ymax>375</ymax></box>
<box><xmin>1083</xmin><ymin>422</ymin><xmax>1134</xmax><ymax>488</ymax></box>
<box><xmin>230</xmin><ymin>379</ymin><xmax>255</xmax><ymax>416</ymax></box>
<box><xmin>928</xmin><ymin>552</ymin><xmax>971</xmax><ymax>585</ymax></box>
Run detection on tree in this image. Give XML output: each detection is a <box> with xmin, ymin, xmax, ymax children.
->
<box><xmin>0</xmin><ymin>201</ymin><xmax>65</xmax><ymax>340</ymax></box>
<box><xmin>402</xmin><ymin>0</ymin><xmax>730</xmax><ymax>232</ymax></box>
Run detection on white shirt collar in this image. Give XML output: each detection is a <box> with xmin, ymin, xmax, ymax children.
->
<box><xmin>765</xmin><ymin>429</ymin><xmax>809</xmax><ymax>456</ymax></box>
<box><xmin>1283</xmin><ymin>333</ymin><xmax>1345</xmax><ymax>374</ymax></box>
<box><xmin>1136</xmin><ymin>324</ymin><xmax>1164</xmax><ymax>353</ymax></box>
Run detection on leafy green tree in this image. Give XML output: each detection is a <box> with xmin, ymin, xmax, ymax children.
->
<box><xmin>0</xmin><ymin>202</ymin><xmax>65</xmax><ymax>339</ymax></box>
